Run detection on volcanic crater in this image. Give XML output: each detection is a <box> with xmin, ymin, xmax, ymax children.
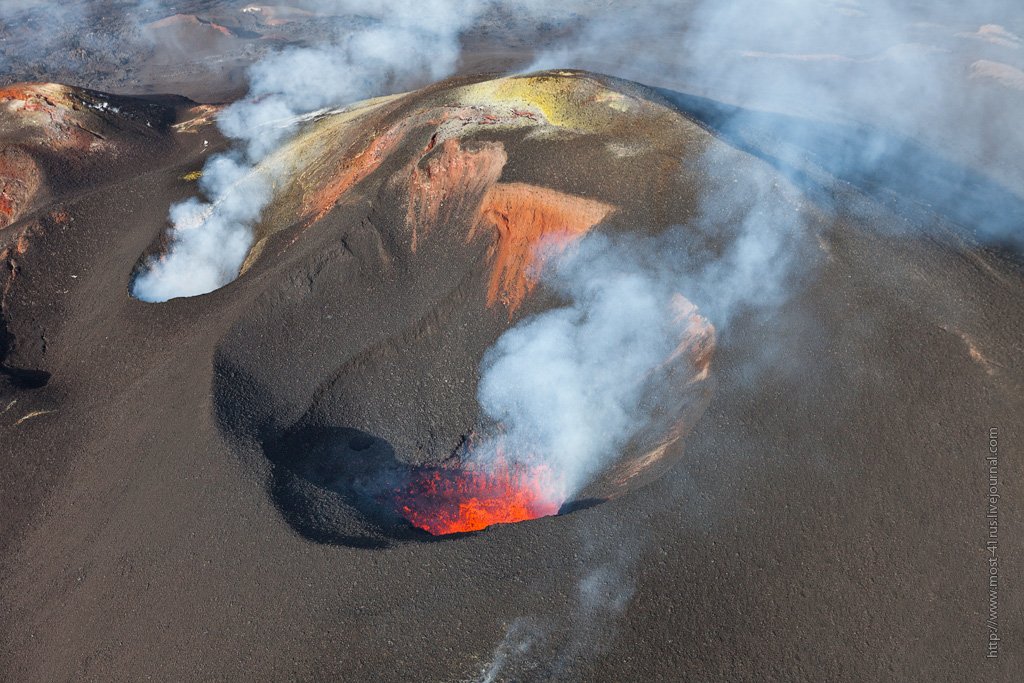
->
<box><xmin>193</xmin><ymin>71</ymin><xmax>730</xmax><ymax>543</ymax></box>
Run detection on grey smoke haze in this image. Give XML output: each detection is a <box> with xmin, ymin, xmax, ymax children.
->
<box><xmin>132</xmin><ymin>1</ymin><xmax>493</xmax><ymax>301</ymax></box>
<box><xmin>480</xmin><ymin>617</ymin><xmax>545</xmax><ymax>683</ymax></box>
<box><xmin>479</xmin><ymin>529</ymin><xmax>642</xmax><ymax>681</ymax></box>
<box><xmin>480</xmin><ymin>564</ymin><xmax>635</xmax><ymax>681</ymax></box>
<box><xmin>126</xmin><ymin>0</ymin><xmax>1024</xmax><ymax>300</ymax></box>
<box><xmin>0</xmin><ymin>1</ymin><xmax>194</xmax><ymax>80</ymax></box>
<box><xmin>531</xmin><ymin>0</ymin><xmax>1024</xmax><ymax>245</ymax></box>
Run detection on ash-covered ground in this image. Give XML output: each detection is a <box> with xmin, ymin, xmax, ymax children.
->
<box><xmin>0</xmin><ymin>2</ymin><xmax>1022</xmax><ymax>682</ymax></box>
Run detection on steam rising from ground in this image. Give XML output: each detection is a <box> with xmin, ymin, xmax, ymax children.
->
<box><xmin>475</xmin><ymin>234</ymin><xmax>690</xmax><ymax>498</ymax></box>
<box><xmin>132</xmin><ymin>1</ymin><xmax>489</xmax><ymax>301</ymax></box>
<box><xmin>480</xmin><ymin>532</ymin><xmax>641</xmax><ymax>681</ymax></box>
<box><xmin>472</xmin><ymin>179</ymin><xmax>800</xmax><ymax>502</ymax></box>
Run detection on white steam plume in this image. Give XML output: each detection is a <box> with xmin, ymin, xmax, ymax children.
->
<box><xmin>470</xmin><ymin>163</ymin><xmax>804</xmax><ymax>502</ymax></box>
<box><xmin>132</xmin><ymin>0</ymin><xmax>493</xmax><ymax>301</ymax></box>
<box><xmin>475</xmin><ymin>234</ymin><xmax>686</xmax><ymax>497</ymax></box>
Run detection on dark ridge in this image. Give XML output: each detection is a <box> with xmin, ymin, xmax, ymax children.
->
<box><xmin>262</xmin><ymin>424</ymin><xmax>432</xmax><ymax>547</ymax></box>
<box><xmin>654</xmin><ymin>87</ymin><xmax>1024</xmax><ymax>259</ymax></box>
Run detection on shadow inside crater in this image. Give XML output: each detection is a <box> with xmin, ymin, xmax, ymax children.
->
<box><xmin>263</xmin><ymin>425</ymin><xmax>434</xmax><ymax>548</ymax></box>
<box><xmin>0</xmin><ymin>365</ymin><xmax>50</xmax><ymax>390</ymax></box>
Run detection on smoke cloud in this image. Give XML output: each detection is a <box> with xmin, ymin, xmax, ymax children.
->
<box><xmin>470</xmin><ymin>192</ymin><xmax>801</xmax><ymax>503</ymax></box>
<box><xmin>131</xmin><ymin>154</ymin><xmax>274</xmax><ymax>301</ymax></box>
<box><xmin>132</xmin><ymin>1</ymin><xmax>498</xmax><ymax>301</ymax></box>
<box><xmin>475</xmin><ymin>233</ymin><xmax>691</xmax><ymax>497</ymax></box>
<box><xmin>531</xmin><ymin>0</ymin><xmax>1024</xmax><ymax>246</ymax></box>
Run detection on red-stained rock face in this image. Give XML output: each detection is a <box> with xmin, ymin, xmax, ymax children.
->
<box><xmin>400</xmin><ymin>137</ymin><xmax>615</xmax><ymax>313</ymax></box>
<box><xmin>0</xmin><ymin>147</ymin><xmax>42</xmax><ymax>230</ymax></box>
<box><xmin>301</xmin><ymin>118</ymin><xmax>413</xmax><ymax>224</ymax></box>
<box><xmin>0</xmin><ymin>84</ymin><xmax>104</xmax><ymax>152</ymax></box>
<box><xmin>474</xmin><ymin>182</ymin><xmax>615</xmax><ymax>313</ymax></box>
<box><xmin>285</xmin><ymin>99</ymin><xmax>616</xmax><ymax>315</ymax></box>
<box><xmin>405</xmin><ymin>138</ymin><xmax>508</xmax><ymax>251</ymax></box>
<box><xmin>297</xmin><ymin>104</ymin><xmax>541</xmax><ymax>230</ymax></box>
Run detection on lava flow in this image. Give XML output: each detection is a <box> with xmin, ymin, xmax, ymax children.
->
<box><xmin>394</xmin><ymin>457</ymin><xmax>566</xmax><ymax>535</ymax></box>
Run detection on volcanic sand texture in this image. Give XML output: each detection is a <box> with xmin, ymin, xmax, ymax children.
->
<box><xmin>0</xmin><ymin>70</ymin><xmax>1021</xmax><ymax>682</ymax></box>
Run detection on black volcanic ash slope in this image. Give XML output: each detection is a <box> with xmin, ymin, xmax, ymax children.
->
<box><xmin>0</xmin><ymin>71</ymin><xmax>1020</xmax><ymax>682</ymax></box>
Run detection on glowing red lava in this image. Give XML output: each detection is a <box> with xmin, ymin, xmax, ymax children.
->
<box><xmin>395</xmin><ymin>458</ymin><xmax>565</xmax><ymax>535</ymax></box>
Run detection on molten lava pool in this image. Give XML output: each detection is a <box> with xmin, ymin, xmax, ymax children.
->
<box><xmin>393</xmin><ymin>459</ymin><xmax>566</xmax><ymax>535</ymax></box>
